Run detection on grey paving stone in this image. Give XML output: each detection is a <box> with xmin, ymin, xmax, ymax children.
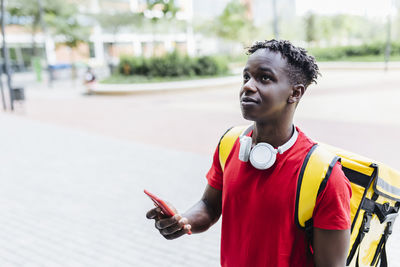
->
<box><xmin>1</xmin><ymin>114</ymin><xmax>399</xmax><ymax>267</ymax></box>
<box><xmin>0</xmin><ymin>114</ymin><xmax>220</xmax><ymax>267</ymax></box>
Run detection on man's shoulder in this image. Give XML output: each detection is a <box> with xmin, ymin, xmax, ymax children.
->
<box><xmin>292</xmin><ymin>127</ymin><xmax>317</xmax><ymax>158</ymax></box>
<box><xmin>296</xmin><ymin>127</ymin><xmax>316</xmax><ymax>146</ymax></box>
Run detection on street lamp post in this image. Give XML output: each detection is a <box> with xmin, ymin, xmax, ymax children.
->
<box><xmin>0</xmin><ymin>69</ymin><xmax>5</xmax><ymax>110</ymax></box>
<box><xmin>0</xmin><ymin>0</ymin><xmax>4</xmax><ymax>111</ymax></box>
<box><xmin>384</xmin><ymin>17</ymin><xmax>391</xmax><ymax>72</ymax></box>
<box><xmin>0</xmin><ymin>33</ymin><xmax>5</xmax><ymax>110</ymax></box>
<box><xmin>272</xmin><ymin>0</ymin><xmax>279</xmax><ymax>39</ymax></box>
<box><xmin>1</xmin><ymin>0</ymin><xmax>14</xmax><ymax>110</ymax></box>
<box><xmin>384</xmin><ymin>0</ymin><xmax>394</xmax><ymax>72</ymax></box>
<box><xmin>37</xmin><ymin>0</ymin><xmax>52</xmax><ymax>84</ymax></box>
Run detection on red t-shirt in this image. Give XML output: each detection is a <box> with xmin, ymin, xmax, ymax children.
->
<box><xmin>206</xmin><ymin>127</ymin><xmax>351</xmax><ymax>267</ymax></box>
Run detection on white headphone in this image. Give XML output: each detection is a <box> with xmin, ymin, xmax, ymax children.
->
<box><xmin>238</xmin><ymin>125</ymin><xmax>298</xmax><ymax>170</ymax></box>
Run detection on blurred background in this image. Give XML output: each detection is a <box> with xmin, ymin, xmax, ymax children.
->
<box><xmin>1</xmin><ymin>0</ymin><xmax>400</xmax><ymax>85</ymax></box>
<box><xmin>0</xmin><ymin>0</ymin><xmax>400</xmax><ymax>266</ymax></box>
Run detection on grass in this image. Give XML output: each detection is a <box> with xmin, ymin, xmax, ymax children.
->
<box><xmin>316</xmin><ymin>55</ymin><xmax>400</xmax><ymax>62</ymax></box>
<box><xmin>101</xmin><ymin>73</ymin><xmax>233</xmax><ymax>84</ymax></box>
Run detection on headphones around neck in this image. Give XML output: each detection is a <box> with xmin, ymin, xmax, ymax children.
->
<box><xmin>238</xmin><ymin>125</ymin><xmax>298</xmax><ymax>170</ymax></box>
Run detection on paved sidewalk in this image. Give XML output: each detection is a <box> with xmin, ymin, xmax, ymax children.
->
<box><xmin>1</xmin><ymin>114</ymin><xmax>400</xmax><ymax>267</ymax></box>
<box><xmin>0</xmin><ymin>114</ymin><xmax>221</xmax><ymax>267</ymax></box>
<box><xmin>3</xmin><ymin>65</ymin><xmax>400</xmax><ymax>266</ymax></box>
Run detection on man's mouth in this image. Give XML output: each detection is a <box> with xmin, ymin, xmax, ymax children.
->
<box><xmin>241</xmin><ymin>96</ymin><xmax>259</xmax><ymax>104</ymax></box>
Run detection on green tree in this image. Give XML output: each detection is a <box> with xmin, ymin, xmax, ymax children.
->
<box><xmin>46</xmin><ymin>4</ymin><xmax>90</xmax><ymax>77</ymax></box>
<box><xmin>48</xmin><ymin>3</ymin><xmax>90</xmax><ymax>78</ymax></box>
<box><xmin>318</xmin><ymin>16</ymin><xmax>334</xmax><ymax>44</ymax></box>
<box><xmin>145</xmin><ymin>0</ymin><xmax>179</xmax><ymax>20</ymax></box>
<box><xmin>92</xmin><ymin>12</ymin><xmax>144</xmax><ymax>37</ymax></box>
<box><xmin>209</xmin><ymin>0</ymin><xmax>257</xmax><ymax>46</ymax></box>
<box><xmin>304</xmin><ymin>12</ymin><xmax>317</xmax><ymax>44</ymax></box>
<box><xmin>45</xmin><ymin>4</ymin><xmax>89</xmax><ymax>47</ymax></box>
<box><xmin>142</xmin><ymin>0</ymin><xmax>181</xmax><ymax>55</ymax></box>
<box><xmin>304</xmin><ymin>13</ymin><xmax>387</xmax><ymax>46</ymax></box>
<box><xmin>92</xmin><ymin>11</ymin><xmax>143</xmax><ymax>60</ymax></box>
<box><xmin>7</xmin><ymin>0</ymin><xmax>53</xmax><ymax>56</ymax></box>
<box><xmin>7</xmin><ymin>0</ymin><xmax>89</xmax><ymax>58</ymax></box>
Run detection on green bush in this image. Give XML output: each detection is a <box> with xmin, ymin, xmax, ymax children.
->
<box><xmin>390</xmin><ymin>42</ymin><xmax>400</xmax><ymax>55</ymax></box>
<box><xmin>197</xmin><ymin>56</ymin><xmax>229</xmax><ymax>76</ymax></box>
<box><xmin>118</xmin><ymin>52</ymin><xmax>228</xmax><ymax>77</ymax></box>
<box><xmin>309</xmin><ymin>42</ymin><xmax>400</xmax><ymax>61</ymax></box>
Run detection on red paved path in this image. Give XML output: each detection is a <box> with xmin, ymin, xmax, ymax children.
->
<box><xmin>21</xmin><ymin>68</ymin><xmax>400</xmax><ymax>167</ymax></box>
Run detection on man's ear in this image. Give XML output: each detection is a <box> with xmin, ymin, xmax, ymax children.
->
<box><xmin>288</xmin><ymin>84</ymin><xmax>305</xmax><ymax>104</ymax></box>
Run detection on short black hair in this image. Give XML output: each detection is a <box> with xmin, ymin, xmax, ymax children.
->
<box><xmin>246</xmin><ymin>39</ymin><xmax>320</xmax><ymax>88</ymax></box>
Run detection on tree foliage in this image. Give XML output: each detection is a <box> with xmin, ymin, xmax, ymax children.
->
<box><xmin>217</xmin><ymin>0</ymin><xmax>256</xmax><ymax>42</ymax></box>
<box><xmin>47</xmin><ymin>15</ymin><xmax>89</xmax><ymax>48</ymax></box>
<box><xmin>304</xmin><ymin>12</ymin><xmax>317</xmax><ymax>43</ymax></box>
<box><xmin>145</xmin><ymin>0</ymin><xmax>179</xmax><ymax>20</ymax></box>
<box><xmin>92</xmin><ymin>12</ymin><xmax>144</xmax><ymax>36</ymax></box>
<box><xmin>118</xmin><ymin>52</ymin><xmax>228</xmax><ymax>77</ymax></box>
<box><xmin>199</xmin><ymin>0</ymin><xmax>257</xmax><ymax>46</ymax></box>
<box><xmin>7</xmin><ymin>0</ymin><xmax>89</xmax><ymax>48</ymax></box>
<box><xmin>304</xmin><ymin>13</ymin><xmax>388</xmax><ymax>46</ymax></box>
<box><xmin>90</xmin><ymin>0</ymin><xmax>183</xmax><ymax>37</ymax></box>
<box><xmin>7</xmin><ymin>0</ymin><xmax>41</xmax><ymax>30</ymax></box>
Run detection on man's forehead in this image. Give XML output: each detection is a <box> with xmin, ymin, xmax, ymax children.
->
<box><xmin>245</xmin><ymin>49</ymin><xmax>287</xmax><ymax>71</ymax></box>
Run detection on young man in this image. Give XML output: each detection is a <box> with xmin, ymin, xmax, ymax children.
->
<box><xmin>146</xmin><ymin>40</ymin><xmax>352</xmax><ymax>267</ymax></box>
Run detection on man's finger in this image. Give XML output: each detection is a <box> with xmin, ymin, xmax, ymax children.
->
<box><xmin>155</xmin><ymin>214</ymin><xmax>182</xmax><ymax>229</ymax></box>
<box><xmin>163</xmin><ymin>224</ymin><xmax>192</xmax><ymax>240</ymax></box>
<box><xmin>146</xmin><ymin>207</ymin><xmax>161</xmax><ymax>219</ymax></box>
<box><xmin>161</xmin><ymin>218</ymin><xmax>186</xmax><ymax>235</ymax></box>
<box><xmin>161</xmin><ymin>218</ymin><xmax>191</xmax><ymax>235</ymax></box>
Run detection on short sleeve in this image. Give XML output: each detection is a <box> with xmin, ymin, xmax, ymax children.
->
<box><xmin>206</xmin><ymin>145</ymin><xmax>223</xmax><ymax>191</ymax></box>
<box><xmin>313</xmin><ymin>162</ymin><xmax>352</xmax><ymax>230</ymax></box>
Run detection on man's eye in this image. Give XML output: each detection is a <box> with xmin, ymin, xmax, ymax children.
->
<box><xmin>262</xmin><ymin>75</ymin><xmax>270</xmax><ymax>82</ymax></box>
<box><xmin>243</xmin><ymin>74</ymin><xmax>250</xmax><ymax>81</ymax></box>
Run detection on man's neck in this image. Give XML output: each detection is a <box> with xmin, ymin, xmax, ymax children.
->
<box><xmin>252</xmin><ymin>120</ymin><xmax>294</xmax><ymax>148</ymax></box>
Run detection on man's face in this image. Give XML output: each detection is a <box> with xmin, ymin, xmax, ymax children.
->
<box><xmin>240</xmin><ymin>49</ymin><xmax>293</xmax><ymax>123</ymax></box>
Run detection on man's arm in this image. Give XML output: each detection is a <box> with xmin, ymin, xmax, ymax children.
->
<box><xmin>312</xmin><ymin>161</ymin><xmax>352</xmax><ymax>267</ymax></box>
<box><xmin>313</xmin><ymin>228</ymin><xmax>350</xmax><ymax>267</ymax></box>
<box><xmin>184</xmin><ymin>184</ymin><xmax>222</xmax><ymax>232</ymax></box>
<box><xmin>146</xmin><ymin>184</ymin><xmax>222</xmax><ymax>240</ymax></box>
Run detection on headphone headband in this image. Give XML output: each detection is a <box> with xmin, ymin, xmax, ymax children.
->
<box><xmin>240</xmin><ymin>124</ymin><xmax>298</xmax><ymax>155</ymax></box>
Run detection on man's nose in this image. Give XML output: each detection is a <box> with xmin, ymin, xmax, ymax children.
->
<box><xmin>242</xmin><ymin>78</ymin><xmax>257</xmax><ymax>93</ymax></box>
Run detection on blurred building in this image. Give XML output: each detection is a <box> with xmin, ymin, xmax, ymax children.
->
<box><xmin>192</xmin><ymin>0</ymin><xmax>296</xmax><ymax>26</ymax></box>
<box><xmin>4</xmin><ymin>0</ymin><xmax>297</xmax><ymax>70</ymax></box>
<box><xmin>192</xmin><ymin>0</ymin><xmax>296</xmax><ymax>55</ymax></box>
<box><xmin>253</xmin><ymin>0</ymin><xmax>296</xmax><ymax>26</ymax></box>
<box><xmin>4</xmin><ymin>0</ymin><xmax>195</xmax><ymax>68</ymax></box>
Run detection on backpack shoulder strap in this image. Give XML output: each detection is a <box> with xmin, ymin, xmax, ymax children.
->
<box><xmin>295</xmin><ymin>144</ymin><xmax>340</xmax><ymax>229</ymax></box>
<box><xmin>219</xmin><ymin>125</ymin><xmax>248</xmax><ymax>172</ymax></box>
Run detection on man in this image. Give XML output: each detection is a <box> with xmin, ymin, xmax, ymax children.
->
<box><xmin>83</xmin><ymin>66</ymin><xmax>97</xmax><ymax>95</ymax></box>
<box><xmin>146</xmin><ymin>40</ymin><xmax>351</xmax><ymax>267</ymax></box>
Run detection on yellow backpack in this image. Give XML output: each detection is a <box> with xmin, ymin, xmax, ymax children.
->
<box><xmin>219</xmin><ymin>126</ymin><xmax>400</xmax><ymax>267</ymax></box>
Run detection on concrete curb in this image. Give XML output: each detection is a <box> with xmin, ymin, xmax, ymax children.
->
<box><xmin>93</xmin><ymin>62</ymin><xmax>400</xmax><ymax>95</ymax></box>
<box><xmin>93</xmin><ymin>75</ymin><xmax>241</xmax><ymax>95</ymax></box>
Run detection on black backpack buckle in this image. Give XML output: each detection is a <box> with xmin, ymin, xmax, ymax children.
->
<box><xmin>362</xmin><ymin>213</ymin><xmax>372</xmax><ymax>233</ymax></box>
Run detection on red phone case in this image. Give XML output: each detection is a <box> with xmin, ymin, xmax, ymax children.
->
<box><xmin>144</xmin><ymin>189</ymin><xmax>192</xmax><ymax>235</ymax></box>
<box><xmin>144</xmin><ymin>189</ymin><xmax>175</xmax><ymax>217</ymax></box>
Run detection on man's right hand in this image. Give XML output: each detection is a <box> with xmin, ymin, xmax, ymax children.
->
<box><xmin>146</xmin><ymin>207</ymin><xmax>192</xmax><ymax>240</ymax></box>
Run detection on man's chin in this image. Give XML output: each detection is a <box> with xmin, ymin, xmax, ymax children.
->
<box><xmin>241</xmin><ymin>112</ymin><xmax>257</xmax><ymax>122</ymax></box>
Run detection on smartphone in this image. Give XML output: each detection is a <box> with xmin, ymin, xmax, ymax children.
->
<box><xmin>144</xmin><ymin>189</ymin><xmax>192</xmax><ymax>235</ymax></box>
<box><xmin>144</xmin><ymin>189</ymin><xmax>175</xmax><ymax>217</ymax></box>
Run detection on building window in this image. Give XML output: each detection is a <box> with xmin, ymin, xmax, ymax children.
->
<box><xmin>89</xmin><ymin>42</ymin><xmax>95</xmax><ymax>58</ymax></box>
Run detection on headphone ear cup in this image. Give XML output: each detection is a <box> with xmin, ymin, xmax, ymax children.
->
<box><xmin>239</xmin><ymin>136</ymin><xmax>252</xmax><ymax>162</ymax></box>
<box><xmin>249</xmin><ymin>143</ymin><xmax>277</xmax><ymax>170</ymax></box>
